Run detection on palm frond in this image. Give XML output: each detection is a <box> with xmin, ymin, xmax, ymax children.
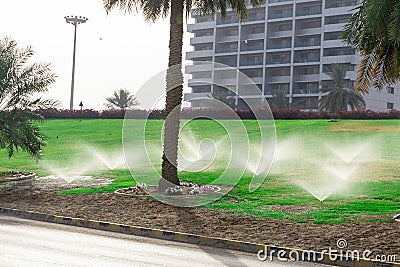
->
<box><xmin>319</xmin><ymin>64</ymin><xmax>365</xmax><ymax>113</ymax></box>
<box><xmin>356</xmin><ymin>51</ymin><xmax>377</xmax><ymax>93</ymax></box>
<box><xmin>105</xmin><ymin>88</ymin><xmax>139</xmax><ymax>109</ymax></box>
<box><xmin>343</xmin><ymin>0</ymin><xmax>400</xmax><ymax>92</ymax></box>
<box><xmin>103</xmin><ymin>0</ymin><xmax>140</xmax><ymax>14</ymax></box>
<box><xmin>0</xmin><ymin>37</ymin><xmax>55</xmax><ymax>160</ymax></box>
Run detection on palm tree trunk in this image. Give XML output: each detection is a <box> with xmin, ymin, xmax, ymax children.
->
<box><xmin>159</xmin><ymin>0</ymin><xmax>184</xmax><ymax>190</ymax></box>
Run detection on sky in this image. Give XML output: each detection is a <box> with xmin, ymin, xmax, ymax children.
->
<box><xmin>0</xmin><ymin>0</ymin><xmax>193</xmax><ymax>110</ymax></box>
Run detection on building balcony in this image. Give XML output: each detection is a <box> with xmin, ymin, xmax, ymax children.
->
<box><xmin>268</xmin><ymin>13</ymin><xmax>293</xmax><ymax>20</ymax></box>
<box><xmin>295</xmin><ymin>40</ymin><xmax>321</xmax><ymax>48</ymax></box>
<box><xmin>215</xmin><ymin>62</ymin><xmax>237</xmax><ymax>68</ymax></box>
<box><xmin>322</xmin><ymin>55</ymin><xmax>359</xmax><ymax>64</ymax></box>
<box><xmin>268</xmin><ymin>0</ymin><xmax>293</xmax><ymax>5</ymax></box>
<box><xmin>293</xmin><ymin>74</ymin><xmax>320</xmax><ymax>82</ymax></box>
<box><xmin>239</xmin><ymin>76</ymin><xmax>264</xmax><ymax>84</ymax></box>
<box><xmin>267</xmin><ymin>42</ymin><xmax>291</xmax><ymax>49</ymax></box>
<box><xmin>216</xmin><ymin>35</ymin><xmax>239</xmax><ymax>43</ymax></box>
<box><xmin>190</xmin><ymin>36</ymin><xmax>214</xmax><ymax>45</ymax></box>
<box><xmin>243</xmin><ymin>33</ymin><xmax>265</xmax><ymax>40</ymax></box>
<box><xmin>323</xmin><ymin>39</ymin><xmax>347</xmax><ymax>48</ymax></box>
<box><xmin>268</xmin><ymin>30</ymin><xmax>292</xmax><ymax>38</ymax></box>
<box><xmin>295</xmin><ymin>27</ymin><xmax>321</xmax><ymax>36</ymax></box>
<box><xmin>185</xmin><ymin>63</ymin><xmax>214</xmax><ymax>73</ymax></box>
<box><xmin>324</xmin><ymin>5</ymin><xmax>356</xmax><ymax>16</ymax></box>
<box><xmin>240</xmin><ymin>60</ymin><xmax>264</xmax><ymax>67</ymax></box>
<box><xmin>264</xmin><ymin>89</ymin><xmax>290</xmax><ymax>96</ymax></box>
<box><xmin>186</xmin><ymin>50</ymin><xmax>213</xmax><ymax>60</ymax></box>
<box><xmin>236</xmin><ymin>89</ymin><xmax>263</xmax><ymax>96</ymax></box>
<box><xmin>267</xmin><ymin>76</ymin><xmax>291</xmax><ymax>83</ymax></box>
<box><xmin>295</xmin><ymin>0</ymin><xmax>316</xmax><ymax>3</ymax></box>
<box><xmin>215</xmin><ymin>78</ymin><xmax>237</xmax><ymax>85</ymax></box>
<box><xmin>217</xmin><ymin>18</ymin><xmax>240</xmax><ymax>25</ymax></box>
<box><xmin>296</xmin><ymin>8</ymin><xmax>322</xmax><ymax>17</ymax></box>
<box><xmin>241</xmin><ymin>44</ymin><xmax>264</xmax><ymax>52</ymax></box>
<box><xmin>324</xmin><ymin>23</ymin><xmax>346</xmax><ymax>32</ymax></box>
<box><xmin>216</xmin><ymin>47</ymin><xmax>238</xmax><ymax>54</ymax></box>
<box><xmin>184</xmin><ymin>92</ymin><xmax>212</xmax><ymax>102</ymax></box>
<box><xmin>247</xmin><ymin>14</ymin><xmax>266</xmax><ymax>22</ymax></box>
<box><xmin>294</xmin><ymin>57</ymin><xmax>320</xmax><ymax>63</ymax></box>
<box><xmin>266</xmin><ymin>58</ymin><xmax>291</xmax><ymax>65</ymax></box>
<box><xmin>188</xmin><ymin>77</ymin><xmax>213</xmax><ymax>84</ymax></box>
<box><xmin>294</xmin><ymin>46</ymin><xmax>321</xmax><ymax>51</ymax></box>
<box><xmin>188</xmin><ymin>21</ymin><xmax>215</xmax><ymax>31</ymax></box>
<box><xmin>321</xmin><ymin>71</ymin><xmax>357</xmax><ymax>80</ymax></box>
<box><xmin>266</xmin><ymin>49</ymin><xmax>292</xmax><ymax>55</ymax></box>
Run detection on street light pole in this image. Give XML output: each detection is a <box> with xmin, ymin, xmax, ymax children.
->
<box><xmin>65</xmin><ymin>15</ymin><xmax>88</xmax><ymax>110</ymax></box>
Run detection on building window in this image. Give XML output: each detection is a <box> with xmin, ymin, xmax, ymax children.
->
<box><xmin>387</xmin><ymin>86</ymin><xmax>395</xmax><ymax>94</ymax></box>
<box><xmin>387</xmin><ymin>102</ymin><xmax>394</xmax><ymax>109</ymax></box>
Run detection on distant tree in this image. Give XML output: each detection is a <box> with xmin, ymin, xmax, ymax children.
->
<box><xmin>270</xmin><ymin>89</ymin><xmax>289</xmax><ymax>110</ymax></box>
<box><xmin>105</xmin><ymin>89</ymin><xmax>139</xmax><ymax>109</ymax></box>
<box><xmin>319</xmin><ymin>64</ymin><xmax>365</xmax><ymax>113</ymax></box>
<box><xmin>0</xmin><ymin>37</ymin><xmax>58</xmax><ymax>161</ymax></box>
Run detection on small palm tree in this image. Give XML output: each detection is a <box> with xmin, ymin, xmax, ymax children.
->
<box><xmin>270</xmin><ymin>89</ymin><xmax>289</xmax><ymax>110</ymax></box>
<box><xmin>105</xmin><ymin>89</ymin><xmax>139</xmax><ymax>109</ymax></box>
<box><xmin>343</xmin><ymin>0</ymin><xmax>400</xmax><ymax>93</ymax></box>
<box><xmin>103</xmin><ymin>0</ymin><xmax>265</xmax><ymax>189</ymax></box>
<box><xmin>0</xmin><ymin>37</ymin><xmax>58</xmax><ymax>161</ymax></box>
<box><xmin>319</xmin><ymin>64</ymin><xmax>365</xmax><ymax>113</ymax></box>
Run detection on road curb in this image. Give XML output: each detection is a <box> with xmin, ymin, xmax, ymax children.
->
<box><xmin>0</xmin><ymin>207</ymin><xmax>398</xmax><ymax>267</ymax></box>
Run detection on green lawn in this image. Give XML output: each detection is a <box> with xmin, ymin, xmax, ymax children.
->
<box><xmin>1</xmin><ymin>119</ymin><xmax>399</xmax><ymax>224</ymax></box>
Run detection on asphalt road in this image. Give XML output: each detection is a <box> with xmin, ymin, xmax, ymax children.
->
<box><xmin>0</xmin><ymin>215</ymin><xmax>327</xmax><ymax>267</ymax></box>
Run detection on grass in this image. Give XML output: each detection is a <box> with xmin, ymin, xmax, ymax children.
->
<box><xmin>1</xmin><ymin>119</ymin><xmax>399</xmax><ymax>224</ymax></box>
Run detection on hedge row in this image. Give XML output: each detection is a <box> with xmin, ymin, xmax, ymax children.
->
<box><xmin>35</xmin><ymin>108</ymin><xmax>400</xmax><ymax>120</ymax></box>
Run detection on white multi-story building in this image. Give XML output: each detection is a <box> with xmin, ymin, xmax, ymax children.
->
<box><xmin>184</xmin><ymin>0</ymin><xmax>399</xmax><ymax>110</ymax></box>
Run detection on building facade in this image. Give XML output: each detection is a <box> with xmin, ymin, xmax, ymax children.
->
<box><xmin>184</xmin><ymin>0</ymin><xmax>399</xmax><ymax>110</ymax></box>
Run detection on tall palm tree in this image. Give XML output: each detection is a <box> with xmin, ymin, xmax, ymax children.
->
<box><xmin>0</xmin><ymin>37</ymin><xmax>58</xmax><ymax>161</ymax></box>
<box><xmin>103</xmin><ymin>0</ymin><xmax>265</xmax><ymax>189</ymax></box>
<box><xmin>105</xmin><ymin>88</ymin><xmax>139</xmax><ymax>109</ymax></box>
<box><xmin>319</xmin><ymin>64</ymin><xmax>366</xmax><ymax>113</ymax></box>
<box><xmin>342</xmin><ymin>0</ymin><xmax>400</xmax><ymax>93</ymax></box>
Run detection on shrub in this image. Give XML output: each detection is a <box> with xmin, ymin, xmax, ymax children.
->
<box><xmin>35</xmin><ymin>108</ymin><xmax>400</xmax><ymax>120</ymax></box>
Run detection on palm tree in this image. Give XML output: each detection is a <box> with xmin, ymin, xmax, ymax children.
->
<box><xmin>270</xmin><ymin>89</ymin><xmax>289</xmax><ymax>110</ymax></box>
<box><xmin>0</xmin><ymin>37</ymin><xmax>58</xmax><ymax>161</ymax></box>
<box><xmin>105</xmin><ymin>89</ymin><xmax>139</xmax><ymax>109</ymax></box>
<box><xmin>319</xmin><ymin>64</ymin><xmax>366</xmax><ymax>113</ymax></box>
<box><xmin>103</xmin><ymin>0</ymin><xmax>265</xmax><ymax>189</ymax></box>
<box><xmin>342</xmin><ymin>0</ymin><xmax>400</xmax><ymax>93</ymax></box>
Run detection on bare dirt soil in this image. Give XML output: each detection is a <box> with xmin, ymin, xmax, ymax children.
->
<box><xmin>0</xmin><ymin>182</ymin><xmax>398</xmax><ymax>262</ymax></box>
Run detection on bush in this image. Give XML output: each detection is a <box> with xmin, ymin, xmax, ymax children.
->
<box><xmin>36</xmin><ymin>109</ymin><xmax>100</xmax><ymax>119</ymax></box>
<box><xmin>35</xmin><ymin>108</ymin><xmax>400</xmax><ymax>120</ymax></box>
